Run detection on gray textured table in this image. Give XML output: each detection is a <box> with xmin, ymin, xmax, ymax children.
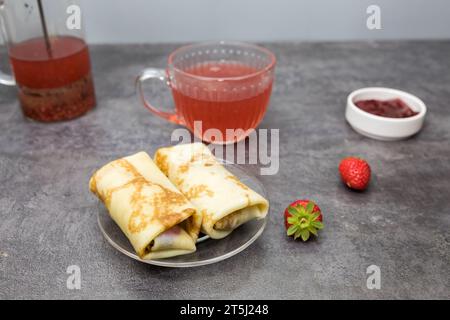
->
<box><xmin>0</xmin><ymin>42</ymin><xmax>449</xmax><ymax>300</ymax></box>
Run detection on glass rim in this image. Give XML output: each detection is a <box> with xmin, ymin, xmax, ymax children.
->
<box><xmin>167</xmin><ymin>41</ymin><xmax>277</xmax><ymax>81</ymax></box>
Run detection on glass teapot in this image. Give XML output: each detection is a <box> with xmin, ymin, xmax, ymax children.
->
<box><xmin>0</xmin><ymin>0</ymin><xmax>95</xmax><ymax>122</ymax></box>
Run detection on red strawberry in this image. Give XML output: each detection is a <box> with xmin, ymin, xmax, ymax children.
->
<box><xmin>284</xmin><ymin>200</ymin><xmax>324</xmax><ymax>241</ymax></box>
<box><xmin>339</xmin><ymin>157</ymin><xmax>371</xmax><ymax>191</ymax></box>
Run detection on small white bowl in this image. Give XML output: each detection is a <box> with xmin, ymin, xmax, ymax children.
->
<box><xmin>346</xmin><ymin>87</ymin><xmax>427</xmax><ymax>141</ymax></box>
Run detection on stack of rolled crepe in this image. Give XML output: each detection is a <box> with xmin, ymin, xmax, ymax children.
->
<box><xmin>154</xmin><ymin>143</ymin><xmax>269</xmax><ymax>239</ymax></box>
<box><xmin>90</xmin><ymin>143</ymin><xmax>270</xmax><ymax>260</ymax></box>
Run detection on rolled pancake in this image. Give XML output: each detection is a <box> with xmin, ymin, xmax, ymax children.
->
<box><xmin>154</xmin><ymin>143</ymin><xmax>269</xmax><ymax>239</ymax></box>
<box><xmin>89</xmin><ymin>152</ymin><xmax>202</xmax><ymax>259</ymax></box>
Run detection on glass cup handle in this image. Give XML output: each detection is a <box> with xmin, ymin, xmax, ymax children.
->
<box><xmin>0</xmin><ymin>1</ymin><xmax>14</xmax><ymax>86</ymax></box>
<box><xmin>135</xmin><ymin>68</ymin><xmax>182</xmax><ymax>125</ymax></box>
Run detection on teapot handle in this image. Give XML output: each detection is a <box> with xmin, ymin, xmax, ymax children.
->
<box><xmin>0</xmin><ymin>0</ymin><xmax>15</xmax><ymax>86</ymax></box>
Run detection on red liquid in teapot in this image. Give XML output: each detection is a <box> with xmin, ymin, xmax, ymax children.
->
<box><xmin>9</xmin><ymin>36</ymin><xmax>96</xmax><ymax>122</ymax></box>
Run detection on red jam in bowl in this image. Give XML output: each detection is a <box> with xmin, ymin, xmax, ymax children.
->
<box><xmin>354</xmin><ymin>99</ymin><xmax>418</xmax><ymax>118</ymax></box>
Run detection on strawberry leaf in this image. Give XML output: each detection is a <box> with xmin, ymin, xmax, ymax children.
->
<box><xmin>300</xmin><ymin>230</ymin><xmax>310</xmax><ymax>241</ymax></box>
<box><xmin>287</xmin><ymin>216</ymin><xmax>297</xmax><ymax>224</ymax></box>
<box><xmin>287</xmin><ymin>225</ymin><xmax>298</xmax><ymax>236</ymax></box>
<box><xmin>306</xmin><ymin>201</ymin><xmax>315</xmax><ymax>214</ymax></box>
<box><xmin>288</xmin><ymin>207</ymin><xmax>299</xmax><ymax>216</ymax></box>
<box><xmin>308</xmin><ymin>227</ymin><xmax>318</xmax><ymax>236</ymax></box>
<box><xmin>312</xmin><ymin>212</ymin><xmax>320</xmax><ymax>220</ymax></box>
<box><xmin>296</xmin><ymin>204</ymin><xmax>306</xmax><ymax>215</ymax></box>
<box><xmin>311</xmin><ymin>221</ymin><xmax>324</xmax><ymax>229</ymax></box>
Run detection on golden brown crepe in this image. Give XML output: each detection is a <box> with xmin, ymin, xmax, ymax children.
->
<box><xmin>154</xmin><ymin>143</ymin><xmax>269</xmax><ymax>239</ymax></box>
<box><xmin>89</xmin><ymin>151</ymin><xmax>202</xmax><ymax>259</ymax></box>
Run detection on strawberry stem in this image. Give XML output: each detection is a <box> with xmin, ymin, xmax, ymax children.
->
<box><xmin>286</xmin><ymin>201</ymin><xmax>323</xmax><ymax>241</ymax></box>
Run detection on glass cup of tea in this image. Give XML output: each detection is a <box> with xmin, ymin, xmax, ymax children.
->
<box><xmin>0</xmin><ymin>0</ymin><xmax>96</xmax><ymax>122</ymax></box>
<box><xmin>136</xmin><ymin>41</ymin><xmax>276</xmax><ymax>144</ymax></box>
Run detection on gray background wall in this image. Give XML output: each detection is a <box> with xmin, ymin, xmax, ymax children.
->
<box><xmin>79</xmin><ymin>0</ymin><xmax>450</xmax><ymax>43</ymax></box>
